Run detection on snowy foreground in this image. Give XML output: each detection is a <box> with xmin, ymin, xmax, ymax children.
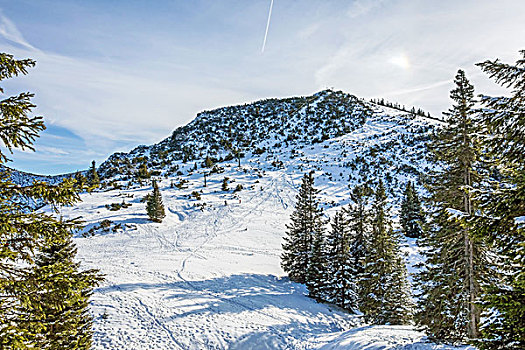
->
<box><xmin>59</xmin><ymin>167</ymin><xmax>469</xmax><ymax>350</ymax></box>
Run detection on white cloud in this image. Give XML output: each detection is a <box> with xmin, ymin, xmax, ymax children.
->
<box><xmin>347</xmin><ymin>0</ymin><xmax>386</xmax><ymax>18</ymax></box>
<box><xmin>35</xmin><ymin>145</ymin><xmax>69</xmax><ymax>156</ymax></box>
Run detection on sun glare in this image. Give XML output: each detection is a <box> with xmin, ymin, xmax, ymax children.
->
<box><xmin>389</xmin><ymin>53</ymin><xmax>411</xmax><ymax>70</ymax></box>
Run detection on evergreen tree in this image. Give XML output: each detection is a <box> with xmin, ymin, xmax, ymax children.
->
<box><xmin>473</xmin><ymin>50</ymin><xmax>525</xmax><ymax>350</ymax></box>
<box><xmin>400</xmin><ymin>181</ymin><xmax>424</xmax><ymax>238</ymax></box>
<box><xmin>146</xmin><ymin>179</ymin><xmax>166</xmax><ymax>223</ymax></box>
<box><xmin>137</xmin><ymin>163</ymin><xmax>150</xmax><ymax>180</ymax></box>
<box><xmin>416</xmin><ymin>69</ymin><xmax>489</xmax><ymax>342</ymax></box>
<box><xmin>204</xmin><ymin>155</ymin><xmax>213</xmax><ymax>168</ymax></box>
<box><xmin>359</xmin><ymin>180</ymin><xmax>411</xmax><ymax>325</ymax></box>
<box><xmin>26</xmin><ymin>232</ymin><xmax>103</xmax><ymax>349</ymax></box>
<box><xmin>222</xmin><ymin>177</ymin><xmax>229</xmax><ymax>191</ymax></box>
<box><xmin>324</xmin><ymin>209</ymin><xmax>358</xmax><ymax>311</ymax></box>
<box><xmin>306</xmin><ymin>226</ymin><xmax>328</xmax><ymax>301</ymax></box>
<box><xmin>0</xmin><ymin>53</ymin><xmax>102</xmax><ymax>348</ymax></box>
<box><xmin>74</xmin><ymin>171</ymin><xmax>87</xmax><ymax>190</ymax></box>
<box><xmin>347</xmin><ymin>184</ymin><xmax>371</xmax><ymax>305</ymax></box>
<box><xmin>281</xmin><ymin>171</ymin><xmax>324</xmax><ymax>284</ymax></box>
<box><xmin>88</xmin><ymin>160</ymin><xmax>99</xmax><ymax>187</ymax></box>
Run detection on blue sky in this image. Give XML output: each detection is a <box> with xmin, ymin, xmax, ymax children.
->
<box><xmin>0</xmin><ymin>0</ymin><xmax>524</xmax><ymax>175</ymax></box>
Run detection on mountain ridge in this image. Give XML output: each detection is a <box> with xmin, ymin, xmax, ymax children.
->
<box><xmin>97</xmin><ymin>89</ymin><xmax>440</xmax><ymax>187</ymax></box>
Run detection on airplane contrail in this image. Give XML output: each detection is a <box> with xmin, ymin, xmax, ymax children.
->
<box><xmin>261</xmin><ymin>0</ymin><xmax>274</xmax><ymax>53</ymax></box>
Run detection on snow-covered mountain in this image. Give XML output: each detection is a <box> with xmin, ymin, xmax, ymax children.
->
<box><xmin>49</xmin><ymin>90</ymin><xmax>471</xmax><ymax>349</ymax></box>
<box><xmin>98</xmin><ymin>89</ymin><xmax>436</xmax><ymax>199</ymax></box>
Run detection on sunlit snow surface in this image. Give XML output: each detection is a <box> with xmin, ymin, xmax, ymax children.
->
<box><xmin>57</xmin><ymin>110</ymin><xmax>471</xmax><ymax>349</ymax></box>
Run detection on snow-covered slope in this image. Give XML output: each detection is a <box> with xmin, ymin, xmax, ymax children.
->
<box><xmin>52</xmin><ymin>90</ymin><xmax>472</xmax><ymax>349</ymax></box>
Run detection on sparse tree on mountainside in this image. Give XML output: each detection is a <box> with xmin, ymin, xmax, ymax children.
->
<box><xmin>0</xmin><ymin>52</ymin><xmax>102</xmax><ymax>349</ymax></box>
<box><xmin>88</xmin><ymin>160</ymin><xmax>99</xmax><ymax>187</ymax></box>
<box><xmin>146</xmin><ymin>179</ymin><xmax>166</xmax><ymax>223</ymax></box>
<box><xmin>232</xmin><ymin>147</ymin><xmax>242</xmax><ymax>167</ymax></box>
<box><xmin>204</xmin><ymin>155</ymin><xmax>213</xmax><ymax>168</ymax></box>
<box><xmin>222</xmin><ymin>177</ymin><xmax>229</xmax><ymax>191</ymax></box>
<box><xmin>137</xmin><ymin>163</ymin><xmax>150</xmax><ymax>180</ymax></box>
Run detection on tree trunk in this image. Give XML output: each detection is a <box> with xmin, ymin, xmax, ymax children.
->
<box><xmin>462</xmin><ymin>121</ymin><xmax>479</xmax><ymax>339</ymax></box>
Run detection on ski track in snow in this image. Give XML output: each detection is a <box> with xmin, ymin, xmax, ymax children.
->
<box><xmin>58</xmin><ymin>112</ymin><xmax>470</xmax><ymax>349</ymax></box>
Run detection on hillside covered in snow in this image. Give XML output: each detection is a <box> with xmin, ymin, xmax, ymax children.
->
<box><xmin>46</xmin><ymin>90</ymin><xmax>472</xmax><ymax>349</ymax></box>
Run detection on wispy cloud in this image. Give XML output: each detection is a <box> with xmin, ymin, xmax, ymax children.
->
<box><xmin>314</xmin><ymin>0</ymin><xmax>525</xmax><ymax>112</ymax></box>
<box><xmin>347</xmin><ymin>0</ymin><xmax>386</xmax><ymax>18</ymax></box>
<box><xmin>0</xmin><ymin>10</ymin><xmax>35</xmax><ymax>50</ymax></box>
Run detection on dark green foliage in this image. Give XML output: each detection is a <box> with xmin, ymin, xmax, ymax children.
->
<box><xmin>146</xmin><ymin>180</ymin><xmax>165</xmax><ymax>223</ymax></box>
<box><xmin>416</xmin><ymin>69</ymin><xmax>488</xmax><ymax>342</ymax></box>
<box><xmin>346</xmin><ymin>184</ymin><xmax>371</xmax><ymax>306</ymax></box>
<box><xmin>105</xmin><ymin>201</ymin><xmax>131</xmax><ymax>211</ymax></box>
<box><xmin>88</xmin><ymin>160</ymin><xmax>99</xmax><ymax>188</ymax></box>
<box><xmin>324</xmin><ymin>210</ymin><xmax>358</xmax><ymax>311</ymax></box>
<box><xmin>281</xmin><ymin>171</ymin><xmax>325</xmax><ymax>284</ymax></box>
<box><xmin>25</xmin><ymin>233</ymin><xmax>103</xmax><ymax>349</ymax></box>
<box><xmin>74</xmin><ymin>171</ymin><xmax>87</xmax><ymax>189</ymax></box>
<box><xmin>306</xmin><ymin>226</ymin><xmax>328</xmax><ymax>301</ymax></box>
<box><xmin>359</xmin><ymin>180</ymin><xmax>411</xmax><ymax>325</ymax></box>
<box><xmin>0</xmin><ymin>52</ymin><xmax>102</xmax><ymax>349</ymax></box>
<box><xmin>136</xmin><ymin>163</ymin><xmax>150</xmax><ymax>180</ymax></box>
<box><xmin>0</xmin><ymin>55</ymin><xmax>44</xmax><ymax>164</ymax></box>
<box><xmin>190</xmin><ymin>191</ymin><xmax>201</xmax><ymax>200</ymax></box>
<box><xmin>473</xmin><ymin>50</ymin><xmax>525</xmax><ymax>350</ymax></box>
<box><xmin>400</xmin><ymin>181</ymin><xmax>423</xmax><ymax>238</ymax></box>
<box><xmin>222</xmin><ymin>177</ymin><xmax>229</xmax><ymax>191</ymax></box>
<box><xmin>204</xmin><ymin>155</ymin><xmax>214</xmax><ymax>168</ymax></box>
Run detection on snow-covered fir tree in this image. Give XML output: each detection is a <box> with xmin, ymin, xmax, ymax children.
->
<box><xmin>306</xmin><ymin>226</ymin><xmax>328</xmax><ymax>301</ymax></box>
<box><xmin>359</xmin><ymin>179</ymin><xmax>411</xmax><ymax>325</ymax></box>
<box><xmin>324</xmin><ymin>209</ymin><xmax>358</xmax><ymax>311</ymax></box>
<box><xmin>400</xmin><ymin>181</ymin><xmax>424</xmax><ymax>238</ymax></box>
<box><xmin>347</xmin><ymin>184</ymin><xmax>371</xmax><ymax>305</ymax></box>
<box><xmin>281</xmin><ymin>171</ymin><xmax>325</xmax><ymax>284</ymax></box>
<box><xmin>474</xmin><ymin>50</ymin><xmax>525</xmax><ymax>350</ymax></box>
<box><xmin>416</xmin><ymin>69</ymin><xmax>489</xmax><ymax>342</ymax></box>
<box><xmin>146</xmin><ymin>179</ymin><xmax>166</xmax><ymax>223</ymax></box>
